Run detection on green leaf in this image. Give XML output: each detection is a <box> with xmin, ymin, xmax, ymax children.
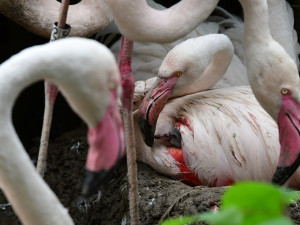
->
<box><xmin>198</xmin><ymin>206</ymin><xmax>243</xmax><ymax>225</ymax></box>
<box><xmin>256</xmin><ymin>216</ymin><xmax>295</xmax><ymax>225</ymax></box>
<box><xmin>220</xmin><ymin>182</ymin><xmax>295</xmax><ymax>225</ymax></box>
<box><xmin>160</xmin><ymin>182</ymin><xmax>298</xmax><ymax>225</ymax></box>
<box><xmin>281</xmin><ymin>188</ymin><xmax>300</xmax><ymax>204</ymax></box>
<box><xmin>160</xmin><ymin>215</ymin><xmax>198</xmax><ymax>225</ymax></box>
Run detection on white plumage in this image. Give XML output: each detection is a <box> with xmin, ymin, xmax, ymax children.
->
<box><xmin>134</xmin><ymin>33</ymin><xmax>300</xmax><ymax>188</ymax></box>
<box><xmin>0</xmin><ymin>38</ymin><xmax>121</xmax><ymax>225</ymax></box>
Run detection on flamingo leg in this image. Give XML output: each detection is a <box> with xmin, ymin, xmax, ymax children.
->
<box><xmin>37</xmin><ymin>81</ymin><xmax>59</xmax><ymax>175</ymax></box>
<box><xmin>118</xmin><ymin>36</ymin><xmax>140</xmax><ymax>225</ymax></box>
<box><xmin>37</xmin><ymin>0</ymin><xmax>71</xmax><ymax>176</ymax></box>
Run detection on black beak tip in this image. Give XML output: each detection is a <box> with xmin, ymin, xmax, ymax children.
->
<box><xmin>272</xmin><ymin>156</ymin><xmax>300</xmax><ymax>186</ymax></box>
<box><xmin>81</xmin><ymin>170</ymin><xmax>100</xmax><ymax>197</ymax></box>
<box><xmin>81</xmin><ymin>169</ymin><xmax>112</xmax><ymax>197</ymax></box>
<box><xmin>81</xmin><ymin>159</ymin><xmax>123</xmax><ymax>197</ymax></box>
<box><xmin>138</xmin><ymin>116</ymin><xmax>155</xmax><ymax>147</ymax></box>
<box><xmin>272</xmin><ymin>166</ymin><xmax>295</xmax><ymax>186</ymax></box>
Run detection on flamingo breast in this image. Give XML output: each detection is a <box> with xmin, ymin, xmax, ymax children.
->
<box><xmin>152</xmin><ymin>86</ymin><xmax>280</xmax><ymax>186</ymax></box>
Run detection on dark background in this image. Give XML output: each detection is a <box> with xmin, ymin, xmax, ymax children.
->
<box><xmin>0</xmin><ymin>0</ymin><xmax>298</xmax><ymax>149</ymax></box>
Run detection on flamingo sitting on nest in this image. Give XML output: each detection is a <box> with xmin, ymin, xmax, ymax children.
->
<box><xmin>136</xmin><ymin>34</ymin><xmax>300</xmax><ymax>188</ymax></box>
<box><xmin>0</xmin><ymin>37</ymin><xmax>124</xmax><ymax>225</ymax></box>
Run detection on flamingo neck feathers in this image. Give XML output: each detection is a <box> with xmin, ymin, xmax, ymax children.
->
<box><xmin>0</xmin><ymin>46</ymin><xmax>51</xmax><ymax>120</ymax></box>
<box><xmin>108</xmin><ymin>0</ymin><xmax>219</xmax><ymax>43</ymax></box>
<box><xmin>0</xmin><ymin>124</ymin><xmax>73</xmax><ymax>225</ymax></box>
<box><xmin>240</xmin><ymin>0</ymin><xmax>300</xmax><ymax>120</ymax></box>
<box><xmin>0</xmin><ymin>58</ymin><xmax>73</xmax><ymax>224</ymax></box>
<box><xmin>240</xmin><ymin>0</ymin><xmax>272</xmax><ymax>46</ymax></box>
<box><xmin>161</xmin><ymin>34</ymin><xmax>234</xmax><ymax>98</ymax></box>
<box><xmin>267</xmin><ymin>0</ymin><xmax>299</xmax><ymax>65</ymax></box>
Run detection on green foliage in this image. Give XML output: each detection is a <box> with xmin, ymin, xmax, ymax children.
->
<box><xmin>160</xmin><ymin>182</ymin><xmax>299</xmax><ymax>225</ymax></box>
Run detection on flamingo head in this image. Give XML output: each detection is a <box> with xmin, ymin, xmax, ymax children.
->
<box><xmin>52</xmin><ymin>39</ymin><xmax>125</xmax><ymax>196</ymax></box>
<box><xmin>249</xmin><ymin>43</ymin><xmax>300</xmax><ymax>185</ymax></box>
<box><xmin>78</xmin><ymin>68</ymin><xmax>125</xmax><ymax>197</ymax></box>
<box><xmin>138</xmin><ymin>35</ymin><xmax>233</xmax><ymax>146</ymax></box>
<box><xmin>81</xmin><ymin>89</ymin><xmax>125</xmax><ymax>197</ymax></box>
<box><xmin>138</xmin><ymin>74</ymin><xmax>180</xmax><ymax>146</ymax></box>
<box><xmin>272</xmin><ymin>88</ymin><xmax>300</xmax><ymax>185</ymax></box>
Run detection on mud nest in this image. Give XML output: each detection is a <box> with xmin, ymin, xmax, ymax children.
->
<box><xmin>1</xmin><ymin>127</ymin><xmax>300</xmax><ymax>225</ymax></box>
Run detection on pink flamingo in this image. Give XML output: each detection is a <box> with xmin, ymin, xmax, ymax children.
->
<box><xmin>136</xmin><ymin>34</ymin><xmax>300</xmax><ymax>188</ymax></box>
<box><xmin>0</xmin><ymin>38</ymin><xmax>124</xmax><ymax>225</ymax></box>
<box><xmin>239</xmin><ymin>0</ymin><xmax>300</xmax><ymax>185</ymax></box>
<box><xmin>2</xmin><ymin>2</ymin><xmax>220</xmax><ymax>224</ymax></box>
<box><xmin>96</xmin><ymin>1</ymin><xmax>220</xmax><ymax>224</ymax></box>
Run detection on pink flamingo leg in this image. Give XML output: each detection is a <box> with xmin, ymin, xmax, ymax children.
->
<box><xmin>37</xmin><ymin>0</ymin><xmax>70</xmax><ymax>176</ymax></box>
<box><xmin>37</xmin><ymin>81</ymin><xmax>58</xmax><ymax>175</ymax></box>
<box><xmin>118</xmin><ymin>36</ymin><xmax>140</xmax><ymax>225</ymax></box>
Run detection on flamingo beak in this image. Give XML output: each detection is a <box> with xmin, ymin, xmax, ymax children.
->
<box><xmin>272</xmin><ymin>94</ymin><xmax>300</xmax><ymax>185</ymax></box>
<box><xmin>138</xmin><ymin>75</ymin><xmax>179</xmax><ymax>147</ymax></box>
<box><xmin>81</xmin><ymin>92</ymin><xmax>125</xmax><ymax>197</ymax></box>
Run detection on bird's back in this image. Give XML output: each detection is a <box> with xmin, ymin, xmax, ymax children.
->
<box><xmin>145</xmin><ymin>86</ymin><xmax>281</xmax><ymax>186</ymax></box>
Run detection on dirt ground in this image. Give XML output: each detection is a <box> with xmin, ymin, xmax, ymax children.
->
<box><xmin>0</xmin><ymin>126</ymin><xmax>300</xmax><ymax>225</ymax></box>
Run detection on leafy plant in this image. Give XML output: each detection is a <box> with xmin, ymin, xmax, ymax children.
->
<box><xmin>161</xmin><ymin>181</ymin><xmax>299</xmax><ymax>225</ymax></box>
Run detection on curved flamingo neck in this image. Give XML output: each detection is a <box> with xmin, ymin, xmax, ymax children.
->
<box><xmin>108</xmin><ymin>0</ymin><xmax>219</xmax><ymax>43</ymax></box>
<box><xmin>0</xmin><ymin>56</ymin><xmax>74</xmax><ymax>223</ymax></box>
<box><xmin>0</xmin><ymin>124</ymin><xmax>73</xmax><ymax>225</ymax></box>
<box><xmin>240</xmin><ymin>0</ymin><xmax>272</xmax><ymax>46</ymax></box>
<box><xmin>268</xmin><ymin>0</ymin><xmax>297</xmax><ymax>63</ymax></box>
<box><xmin>0</xmin><ymin>49</ymin><xmax>50</xmax><ymax>118</ymax></box>
<box><xmin>168</xmin><ymin>35</ymin><xmax>234</xmax><ymax>98</ymax></box>
<box><xmin>183</xmin><ymin>47</ymin><xmax>234</xmax><ymax>97</ymax></box>
<box><xmin>0</xmin><ymin>43</ymin><xmax>76</xmax><ymax>225</ymax></box>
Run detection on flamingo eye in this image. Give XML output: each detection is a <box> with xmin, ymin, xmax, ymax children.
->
<box><xmin>281</xmin><ymin>88</ymin><xmax>289</xmax><ymax>95</ymax></box>
<box><xmin>176</xmin><ymin>72</ymin><xmax>183</xmax><ymax>77</ymax></box>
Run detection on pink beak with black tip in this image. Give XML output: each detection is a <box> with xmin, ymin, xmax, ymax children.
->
<box><xmin>272</xmin><ymin>92</ymin><xmax>300</xmax><ymax>185</ymax></box>
<box><xmin>138</xmin><ymin>75</ymin><xmax>180</xmax><ymax>147</ymax></box>
<box><xmin>82</xmin><ymin>91</ymin><xmax>125</xmax><ymax>196</ymax></box>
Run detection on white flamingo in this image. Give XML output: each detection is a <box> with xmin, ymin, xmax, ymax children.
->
<box><xmin>0</xmin><ymin>0</ymin><xmax>218</xmax><ymax>41</ymax></box>
<box><xmin>134</xmin><ymin>34</ymin><xmax>299</xmax><ymax>187</ymax></box>
<box><xmin>103</xmin><ymin>2</ymin><xmax>219</xmax><ymax>224</ymax></box>
<box><xmin>239</xmin><ymin>0</ymin><xmax>300</xmax><ymax>185</ymax></box>
<box><xmin>135</xmin><ymin>34</ymin><xmax>300</xmax><ymax>188</ymax></box>
<box><xmin>0</xmin><ymin>37</ymin><xmax>124</xmax><ymax>225</ymax></box>
<box><xmin>107</xmin><ymin>0</ymin><xmax>299</xmax><ymax>82</ymax></box>
<box><xmin>2</xmin><ymin>2</ymin><xmax>221</xmax><ymax>224</ymax></box>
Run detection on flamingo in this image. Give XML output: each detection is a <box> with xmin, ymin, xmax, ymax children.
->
<box><xmin>0</xmin><ymin>0</ymin><xmax>218</xmax><ymax>41</ymax></box>
<box><xmin>2</xmin><ymin>2</ymin><xmax>221</xmax><ymax>224</ymax></box>
<box><xmin>0</xmin><ymin>37</ymin><xmax>124</xmax><ymax>225</ymax></box>
<box><xmin>106</xmin><ymin>0</ymin><xmax>298</xmax><ymax>82</ymax></box>
<box><xmin>135</xmin><ymin>34</ymin><xmax>299</xmax><ymax>187</ymax></box>
<box><xmin>93</xmin><ymin>2</ymin><xmax>220</xmax><ymax>225</ymax></box>
<box><xmin>239</xmin><ymin>0</ymin><xmax>300</xmax><ymax>186</ymax></box>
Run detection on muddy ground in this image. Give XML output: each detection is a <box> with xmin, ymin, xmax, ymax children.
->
<box><xmin>0</xmin><ymin>126</ymin><xmax>300</xmax><ymax>225</ymax></box>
